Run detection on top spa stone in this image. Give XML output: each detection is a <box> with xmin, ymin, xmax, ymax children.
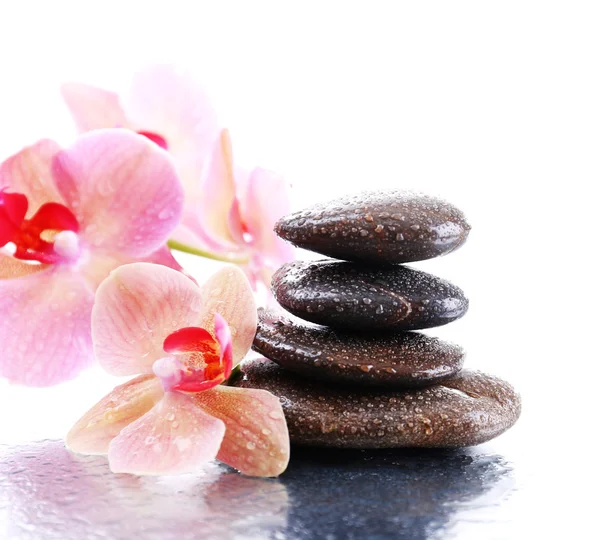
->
<box><xmin>274</xmin><ymin>190</ymin><xmax>470</xmax><ymax>264</ymax></box>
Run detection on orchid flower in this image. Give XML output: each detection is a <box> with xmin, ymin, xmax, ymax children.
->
<box><xmin>0</xmin><ymin>130</ymin><xmax>184</xmax><ymax>386</ymax></box>
<box><xmin>66</xmin><ymin>263</ymin><xmax>290</xmax><ymax>477</ymax></box>
<box><xmin>61</xmin><ymin>65</ymin><xmax>294</xmax><ymax>290</ymax></box>
<box><xmin>172</xmin><ymin>128</ymin><xmax>295</xmax><ymax>292</ymax></box>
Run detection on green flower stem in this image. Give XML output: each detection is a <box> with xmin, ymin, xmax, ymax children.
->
<box><xmin>167</xmin><ymin>239</ymin><xmax>250</xmax><ymax>264</ymax></box>
<box><xmin>223</xmin><ymin>364</ymin><xmax>241</xmax><ymax>386</ymax></box>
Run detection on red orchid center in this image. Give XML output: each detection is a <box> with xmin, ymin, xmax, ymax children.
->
<box><xmin>0</xmin><ymin>190</ymin><xmax>80</xmax><ymax>264</ymax></box>
<box><xmin>137</xmin><ymin>131</ymin><xmax>168</xmax><ymax>150</ymax></box>
<box><xmin>154</xmin><ymin>323</ymin><xmax>233</xmax><ymax>393</ymax></box>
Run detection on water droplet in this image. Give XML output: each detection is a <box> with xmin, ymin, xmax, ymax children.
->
<box><xmin>362</xmin><ymin>297</ymin><xmax>372</xmax><ymax>305</ymax></box>
<box><xmin>158</xmin><ymin>208</ymin><xmax>173</xmax><ymax>220</ymax></box>
<box><xmin>262</xmin><ymin>428</ymin><xmax>272</xmax><ymax>436</ymax></box>
<box><xmin>246</xmin><ymin>441</ymin><xmax>256</xmax><ymax>450</ymax></box>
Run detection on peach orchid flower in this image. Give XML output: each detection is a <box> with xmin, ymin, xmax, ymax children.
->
<box><xmin>61</xmin><ymin>65</ymin><xmax>294</xmax><ymax>291</ymax></box>
<box><xmin>67</xmin><ymin>263</ymin><xmax>290</xmax><ymax>477</ymax></box>
<box><xmin>0</xmin><ymin>130</ymin><xmax>184</xmax><ymax>386</ymax></box>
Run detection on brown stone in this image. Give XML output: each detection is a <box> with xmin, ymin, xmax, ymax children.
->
<box><xmin>271</xmin><ymin>260</ymin><xmax>468</xmax><ymax>331</ymax></box>
<box><xmin>274</xmin><ymin>190</ymin><xmax>470</xmax><ymax>264</ymax></box>
<box><xmin>253</xmin><ymin>308</ymin><xmax>464</xmax><ymax>387</ymax></box>
<box><xmin>231</xmin><ymin>358</ymin><xmax>521</xmax><ymax>448</ymax></box>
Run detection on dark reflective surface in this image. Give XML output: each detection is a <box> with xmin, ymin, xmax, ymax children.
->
<box><xmin>0</xmin><ymin>440</ymin><xmax>520</xmax><ymax>539</ymax></box>
<box><xmin>284</xmin><ymin>447</ymin><xmax>513</xmax><ymax>539</ymax></box>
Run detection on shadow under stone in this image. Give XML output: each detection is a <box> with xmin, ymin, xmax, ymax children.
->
<box><xmin>279</xmin><ymin>445</ymin><xmax>515</xmax><ymax>540</ymax></box>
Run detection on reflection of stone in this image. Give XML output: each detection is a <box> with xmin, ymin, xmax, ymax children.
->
<box><xmin>0</xmin><ymin>440</ymin><xmax>514</xmax><ymax>539</ymax></box>
<box><xmin>0</xmin><ymin>440</ymin><xmax>288</xmax><ymax>540</ymax></box>
<box><xmin>282</xmin><ymin>447</ymin><xmax>515</xmax><ymax>540</ymax></box>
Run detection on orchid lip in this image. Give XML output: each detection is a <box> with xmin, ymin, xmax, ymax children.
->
<box><xmin>137</xmin><ymin>130</ymin><xmax>168</xmax><ymax>150</ymax></box>
<box><xmin>0</xmin><ymin>190</ymin><xmax>80</xmax><ymax>264</ymax></box>
<box><xmin>152</xmin><ymin>318</ymin><xmax>233</xmax><ymax>394</ymax></box>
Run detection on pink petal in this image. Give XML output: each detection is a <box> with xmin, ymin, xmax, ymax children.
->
<box><xmin>66</xmin><ymin>374</ymin><xmax>164</xmax><ymax>455</ymax></box>
<box><xmin>80</xmin><ymin>245</ymin><xmax>190</xmax><ymax>292</ymax></box>
<box><xmin>192</xmin><ymin>129</ymin><xmax>245</xmax><ymax>252</ymax></box>
<box><xmin>240</xmin><ymin>167</ymin><xmax>295</xmax><ymax>266</ymax></box>
<box><xmin>108</xmin><ymin>391</ymin><xmax>225</xmax><ymax>476</ymax></box>
<box><xmin>92</xmin><ymin>262</ymin><xmax>201</xmax><ymax>376</ymax></box>
<box><xmin>142</xmin><ymin>245</ymin><xmax>188</xmax><ymax>274</ymax></box>
<box><xmin>196</xmin><ymin>266</ymin><xmax>257</xmax><ymax>365</ymax></box>
<box><xmin>61</xmin><ymin>83</ymin><xmax>129</xmax><ymax>132</ymax></box>
<box><xmin>0</xmin><ymin>251</ymin><xmax>47</xmax><ymax>280</ymax></box>
<box><xmin>0</xmin><ymin>139</ymin><xmax>65</xmax><ymax>215</ymax></box>
<box><xmin>52</xmin><ymin>129</ymin><xmax>184</xmax><ymax>257</ymax></box>
<box><xmin>0</xmin><ymin>267</ymin><xmax>94</xmax><ymax>386</ymax></box>
<box><xmin>193</xmin><ymin>385</ymin><xmax>290</xmax><ymax>477</ymax></box>
<box><xmin>124</xmin><ymin>64</ymin><xmax>219</xmax><ymax>207</ymax></box>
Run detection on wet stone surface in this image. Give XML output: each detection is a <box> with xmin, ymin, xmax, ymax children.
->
<box><xmin>232</xmin><ymin>358</ymin><xmax>521</xmax><ymax>448</ymax></box>
<box><xmin>275</xmin><ymin>190</ymin><xmax>470</xmax><ymax>264</ymax></box>
<box><xmin>272</xmin><ymin>260</ymin><xmax>469</xmax><ymax>330</ymax></box>
<box><xmin>253</xmin><ymin>308</ymin><xmax>465</xmax><ymax>387</ymax></box>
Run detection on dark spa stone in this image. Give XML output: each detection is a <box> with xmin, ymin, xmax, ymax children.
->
<box><xmin>232</xmin><ymin>358</ymin><xmax>521</xmax><ymax>448</ymax></box>
<box><xmin>271</xmin><ymin>260</ymin><xmax>468</xmax><ymax>331</ymax></box>
<box><xmin>274</xmin><ymin>190</ymin><xmax>470</xmax><ymax>264</ymax></box>
<box><xmin>252</xmin><ymin>308</ymin><xmax>465</xmax><ymax>388</ymax></box>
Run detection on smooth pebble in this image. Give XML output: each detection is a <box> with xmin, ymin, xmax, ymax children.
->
<box><xmin>274</xmin><ymin>190</ymin><xmax>470</xmax><ymax>264</ymax></box>
<box><xmin>232</xmin><ymin>358</ymin><xmax>521</xmax><ymax>449</ymax></box>
<box><xmin>272</xmin><ymin>260</ymin><xmax>468</xmax><ymax>330</ymax></box>
<box><xmin>253</xmin><ymin>309</ymin><xmax>465</xmax><ymax>387</ymax></box>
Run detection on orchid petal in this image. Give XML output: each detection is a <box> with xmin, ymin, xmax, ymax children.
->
<box><xmin>192</xmin><ymin>129</ymin><xmax>244</xmax><ymax>251</ymax></box>
<box><xmin>196</xmin><ymin>266</ymin><xmax>257</xmax><ymax>365</ymax></box>
<box><xmin>0</xmin><ymin>267</ymin><xmax>94</xmax><ymax>386</ymax></box>
<box><xmin>124</xmin><ymin>64</ymin><xmax>219</xmax><ymax>206</ymax></box>
<box><xmin>142</xmin><ymin>245</ymin><xmax>188</xmax><ymax>275</ymax></box>
<box><xmin>92</xmin><ymin>263</ymin><xmax>201</xmax><ymax>376</ymax></box>
<box><xmin>108</xmin><ymin>391</ymin><xmax>225</xmax><ymax>476</ymax></box>
<box><xmin>80</xmin><ymin>246</ymin><xmax>190</xmax><ymax>293</ymax></box>
<box><xmin>240</xmin><ymin>167</ymin><xmax>295</xmax><ymax>266</ymax></box>
<box><xmin>52</xmin><ymin>129</ymin><xmax>184</xmax><ymax>257</ymax></box>
<box><xmin>61</xmin><ymin>83</ymin><xmax>129</xmax><ymax>132</ymax></box>
<box><xmin>193</xmin><ymin>385</ymin><xmax>290</xmax><ymax>477</ymax></box>
<box><xmin>66</xmin><ymin>374</ymin><xmax>164</xmax><ymax>455</ymax></box>
<box><xmin>0</xmin><ymin>139</ymin><xmax>64</xmax><ymax>214</ymax></box>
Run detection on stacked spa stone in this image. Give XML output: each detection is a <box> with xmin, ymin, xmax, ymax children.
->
<box><xmin>232</xmin><ymin>191</ymin><xmax>521</xmax><ymax>448</ymax></box>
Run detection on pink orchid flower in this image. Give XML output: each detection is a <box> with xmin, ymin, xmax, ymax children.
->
<box><xmin>173</xmin><ymin>128</ymin><xmax>295</xmax><ymax>291</ymax></box>
<box><xmin>61</xmin><ymin>65</ymin><xmax>294</xmax><ymax>290</ymax></box>
<box><xmin>0</xmin><ymin>130</ymin><xmax>184</xmax><ymax>386</ymax></box>
<box><xmin>66</xmin><ymin>262</ymin><xmax>290</xmax><ymax>477</ymax></box>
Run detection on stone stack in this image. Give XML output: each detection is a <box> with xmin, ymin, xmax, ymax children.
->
<box><xmin>232</xmin><ymin>191</ymin><xmax>521</xmax><ymax>448</ymax></box>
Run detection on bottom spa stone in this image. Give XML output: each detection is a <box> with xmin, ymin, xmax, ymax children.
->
<box><xmin>231</xmin><ymin>358</ymin><xmax>521</xmax><ymax>448</ymax></box>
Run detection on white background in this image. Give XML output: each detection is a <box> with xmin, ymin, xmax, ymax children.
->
<box><xmin>0</xmin><ymin>1</ymin><xmax>598</xmax><ymax>536</ymax></box>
